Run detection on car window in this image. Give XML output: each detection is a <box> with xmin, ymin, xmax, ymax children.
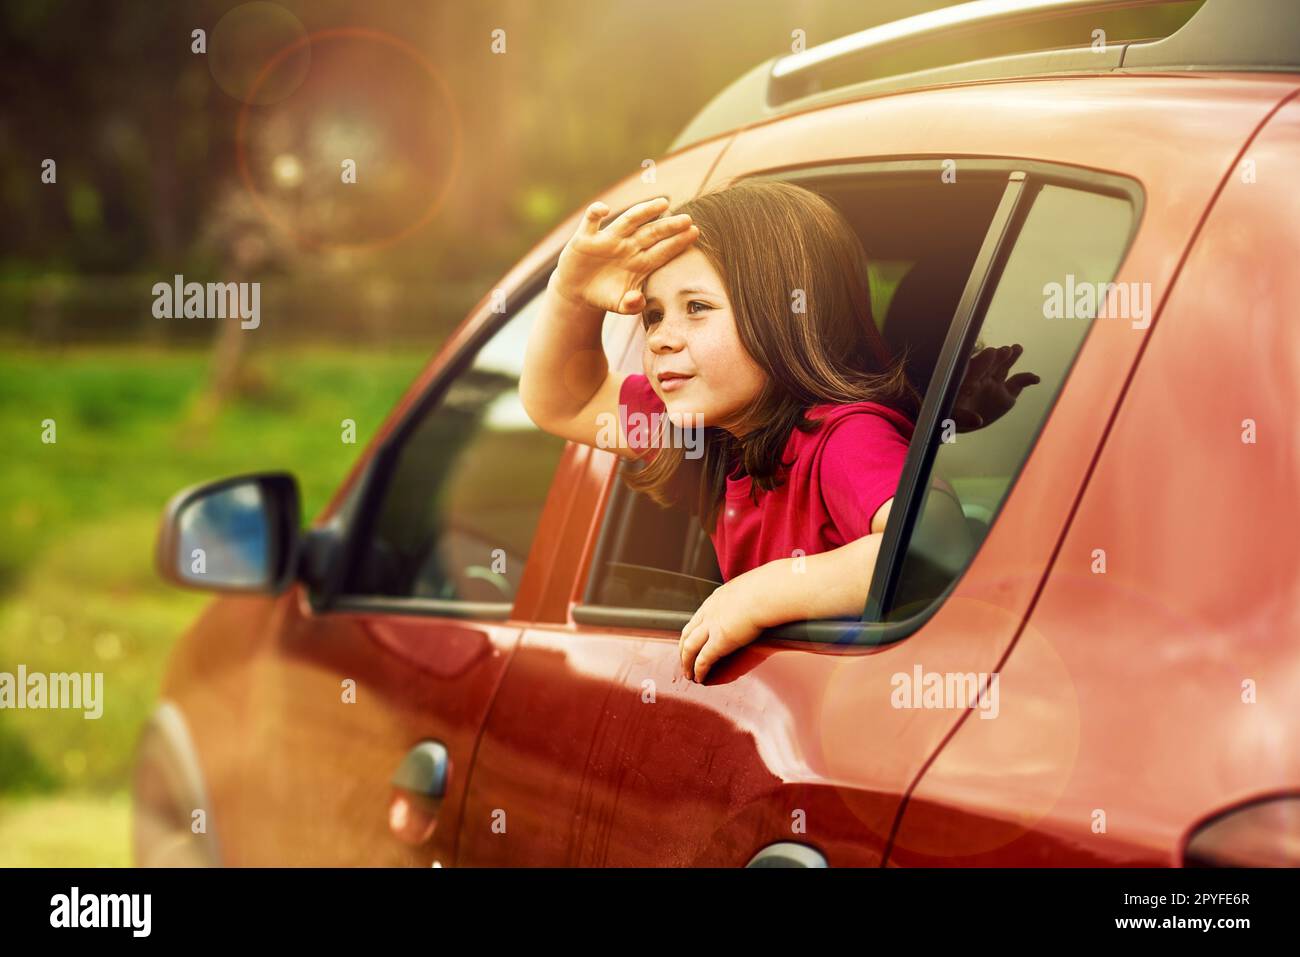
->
<box><xmin>582</xmin><ymin>458</ymin><xmax>725</xmax><ymax>615</ymax></box>
<box><xmin>885</xmin><ymin>183</ymin><xmax>1135</xmax><ymax>620</ymax></box>
<box><xmin>342</xmin><ymin>287</ymin><xmax>621</xmax><ymax>606</ymax></box>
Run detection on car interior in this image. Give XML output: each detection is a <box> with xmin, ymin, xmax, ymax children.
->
<box><xmin>583</xmin><ymin>172</ymin><xmax>1007</xmax><ymax>617</ymax></box>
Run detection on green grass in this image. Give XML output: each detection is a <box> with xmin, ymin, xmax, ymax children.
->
<box><xmin>0</xmin><ymin>344</ymin><xmax>427</xmax><ymax>816</ymax></box>
<box><xmin>0</xmin><ymin>791</ymin><xmax>130</xmax><ymax>866</ymax></box>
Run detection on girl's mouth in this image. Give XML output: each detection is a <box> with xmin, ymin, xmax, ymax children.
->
<box><xmin>659</xmin><ymin>374</ymin><xmax>694</xmax><ymax>393</ymax></box>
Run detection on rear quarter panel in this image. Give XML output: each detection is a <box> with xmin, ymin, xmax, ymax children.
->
<box><xmin>890</xmin><ymin>89</ymin><xmax>1300</xmax><ymax>865</ymax></box>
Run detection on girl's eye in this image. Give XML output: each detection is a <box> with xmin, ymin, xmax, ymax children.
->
<box><xmin>643</xmin><ymin>302</ymin><xmax>708</xmax><ymax>329</ymax></box>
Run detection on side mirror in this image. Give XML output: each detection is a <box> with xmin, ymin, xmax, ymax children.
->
<box><xmin>155</xmin><ymin>472</ymin><xmax>301</xmax><ymax>594</ymax></box>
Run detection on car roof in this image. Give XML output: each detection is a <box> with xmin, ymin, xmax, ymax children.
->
<box><xmin>669</xmin><ymin>0</ymin><xmax>1300</xmax><ymax>153</ymax></box>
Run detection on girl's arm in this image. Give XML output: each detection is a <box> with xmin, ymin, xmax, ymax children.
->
<box><xmin>756</xmin><ymin>532</ymin><xmax>886</xmax><ymax>623</ymax></box>
<box><xmin>519</xmin><ymin>276</ymin><xmax>635</xmax><ymax>458</ymax></box>
<box><xmin>679</xmin><ymin>532</ymin><xmax>884</xmax><ymax>683</ymax></box>
<box><xmin>681</xmin><ymin>486</ymin><xmax>972</xmax><ymax>682</ymax></box>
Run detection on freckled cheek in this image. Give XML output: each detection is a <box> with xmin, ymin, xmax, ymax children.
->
<box><xmin>685</xmin><ymin>330</ymin><xmax>738</xmax><ymax>383</ymax></box>
<box><xmin>644</xmin><ymin>328</ymin><xmax>762</xmax><ymax>413</ymax></box>
<box><xmin>709</xmin><ymin>352</ymin><xmax>760</xmax><ymax>384</ymax></box>
<box><xmin>698</xmin><ymin>340</ymin><xmax>764</xmax><ymax>399</ymax></box>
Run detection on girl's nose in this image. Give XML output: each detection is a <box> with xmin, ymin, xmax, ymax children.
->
<box><xmin>647</xmin><ymin>316</ymin><xmax>685</xmax><ymax>352</ymax></box>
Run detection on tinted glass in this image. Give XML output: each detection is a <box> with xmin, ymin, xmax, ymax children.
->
<box><xmin>888</xmin><ymin>184</ymin><xmax>1134</xmax><ymax>619</ymax></box>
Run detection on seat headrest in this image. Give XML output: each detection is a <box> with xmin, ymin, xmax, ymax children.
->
<box><xmin>881</xmin><ymin>260</ymin><xmax>967</xmax><ymax>396</ymax></box>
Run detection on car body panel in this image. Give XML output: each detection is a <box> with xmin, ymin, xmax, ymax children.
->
<box><xmin>889</xmin><ymin>90</ymin><xmax>1300</xmax><ymax>866</ymax></box>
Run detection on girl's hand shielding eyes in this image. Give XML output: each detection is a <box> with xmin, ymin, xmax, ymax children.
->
<box><xmin>549</xmin><ymin>197</ymin><xmax>699</xmax><ymax>316</ymax></box>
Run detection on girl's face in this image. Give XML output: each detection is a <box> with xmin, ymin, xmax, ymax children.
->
<box><xmin>640</xmin><ymin>248</ymin><xmax>768</xmax><ymax>437</ymax></box>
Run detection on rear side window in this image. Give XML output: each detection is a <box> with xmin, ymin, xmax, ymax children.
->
<box><xmin>886</xmin><ymin>183</ymin><xmax>1135</xmax><ymax>619</ymax></box>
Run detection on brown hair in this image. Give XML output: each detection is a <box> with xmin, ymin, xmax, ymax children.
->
<box><xmin>623</xmin><ymin>179</ymin><xmax>921</xmax><ymax>534</ymax></box>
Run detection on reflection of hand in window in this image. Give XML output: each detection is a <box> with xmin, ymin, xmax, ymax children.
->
<box><xmin>886</xmin><ymin>478</ymin><xmax>976</xmax><ymax>618</ymax></box>
<box><xmin>913</xmin><ymin>478</ymin><xmax>976</xmax><ymax>574</ymax></box>
<box><xmin>950</xmin><ymin>343</ymin><xmax>1041</xmax><ymax>432</ymax></box>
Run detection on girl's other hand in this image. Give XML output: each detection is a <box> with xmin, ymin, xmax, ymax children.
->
<box><xmin>679</xmin><ymin>566</ymin><xmax>774</xmax><ymax>684</ymax></box>
<box><xmin>550</xmin><ymin>197</ymin><xmax>699</xmax><ymax>315</ymax></box>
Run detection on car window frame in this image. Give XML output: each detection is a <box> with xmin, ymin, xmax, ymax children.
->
<box><xmin>571</xmin><ymin>156</ymin><xmax>1145</xmax><ymax>646</ymax></box>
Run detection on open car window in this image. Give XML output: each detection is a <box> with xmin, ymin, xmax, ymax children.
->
<box><xmin>574</xmin><ymin>162</ymin><xmax>1140</xmax><ymax>643</ymax></box>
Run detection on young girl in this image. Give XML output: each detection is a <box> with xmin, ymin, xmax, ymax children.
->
<box><xmin>519</xmin><ymin>180</ymin><xmax>1036</xmax><ymax>684</ymax></box>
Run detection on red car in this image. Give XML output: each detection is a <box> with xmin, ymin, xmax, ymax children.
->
<box><xmin>138</xmin><ymin>0</ymin><xmax>1300</xmax><ymax>866</ymax></box>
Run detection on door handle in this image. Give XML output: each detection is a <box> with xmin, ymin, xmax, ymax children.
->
<box><xmin>391</xmin><ymin>740</ymin><xmax>449</xmax><ymax>797</ymax></box>
<box><xmin>388</xmin><ymin>740</ymin><xmax>450</xmax><ymax>846</ymax></box>
<box><xmin>746</xmin><ymin>842</ymin><xmax>829</xmax><ymax>867</ymax></box>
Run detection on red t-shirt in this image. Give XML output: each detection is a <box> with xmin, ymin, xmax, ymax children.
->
<box><xmin>618</xmin><ymin>373</ymin><xmax>914</xmax><ymax>582</ymax></box>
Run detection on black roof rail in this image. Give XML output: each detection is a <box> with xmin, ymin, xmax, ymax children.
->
<box><xmin>668</xmin><ymin>0</ymin><xmax>1300</xmax><ymax>152</ymax></box>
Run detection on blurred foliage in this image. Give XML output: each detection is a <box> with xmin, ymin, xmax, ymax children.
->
<box><xmin>0</xmin><ymin>0</ymin><xmax>973</xmax><ymax>286</ymax></box>
<box><xmin>0</xmin><ymin>792</ymin><xmax>130</xmax><ymax>866</ymax></box>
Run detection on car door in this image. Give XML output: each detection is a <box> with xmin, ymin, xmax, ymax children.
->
<box><xmin>205</xmin><ymin>142</ymin><xmax>731</xmax><ymax>866</ymax></box>
<box><xmin>202</xmin><ymin>276</ymin><xmax>582</xmax><ymax>865</ymax></box>
<box><xmin>453</xmin><ymin>75</ymin><xmax>1260</xmax><ymax>866</ymax></box>
<box><xmin>456</xmin><ymin>169</ymin><xmax>1127</xmax><ymax>867</ymax></box>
